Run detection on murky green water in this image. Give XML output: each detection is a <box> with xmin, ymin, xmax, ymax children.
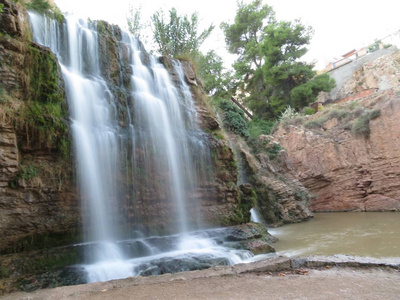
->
<box><xmin>269</xmin><ymin>212</ymin><xmax>400</xmax><ymax>258</ymax></box>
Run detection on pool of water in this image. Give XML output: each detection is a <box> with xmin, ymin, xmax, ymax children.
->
<box><xmin>269</xmin><ymin>212</ymin><xmax>400</xmax><ymax>258</ymax></box>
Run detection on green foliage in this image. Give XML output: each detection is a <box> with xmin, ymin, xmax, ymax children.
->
<box><xmin>352</xmin><ymin>109</ymin><xmax>381</xmax><ymax>138</ymax></box>
<box><xmin>0</xmin><ymin>266</ymin><xmax>9</xmax><ymax>279</ymax></box>
<box><xmin>368</xmin><ymin>40</ymin><xmax>382</xmax><ymax>53</ymax></box>
<box><xmin>126</xmin><ymin>4</ymin><xmax>149</xmax><ymax>42</ymax></box>
<box><xmin>304</xmin><ymin>116</ymin><xmax>328</xmax><ymax>129</ymax></box>
<box><xmin>151</xmin><ymin>7</ymin><xmax>214</xmax><ymax>57</ymax></box>
<box><xmin>328</xmin><ymin>108</ymin><xmax>347</xmax><ymax>120</ymax></box>
<box><xmin>0</xmin><ymin>4</ymin><xmax>4</xmax><ymax>14</ymax></box>
<box><xmin>289</xmin><ymin>73</ymin><xmax>336</xmax><ymax>109</ymax></box>
<box><xmin>251</xmin><ymin>137</ymin><xmax>283</xmax><ymax>160</ymax></box>
<box><xmin>26</xmin><ymin>0</ymin><xmax>51</xmax><ymax>13</ymax></box>
<box><xmin>8</xmin><ymin>163</ymin><xmax>37</xmax><ymax>188</ymax></box>
<box><xmin>19</xmin><ymin>163</ymin><xmax>38</xmax><ymax>180</ymax></box>
<box><xmin>196</xmin><ymin>50</ymin><xmax>234</xmax><ymax>97</ymax></box>
<box><xmin>26</xmin><ymin>0</ymin><xmax>64</xmax><ymax>22</ymax></box>
<box><xmin>10</xmin><ymin>45</ymin><xmax>70</xmax><ymax>155</ymax></box>
<box><xmin>248</xmin><ymin>118</ymin><xmax>275</xmax><ymax>139</ymax></box>
<box><xmin>221</xmin><ymin>0</ymin><xmax>335</xmax><ymax>119</ymax></box>
<box><xmin>279</xmin><ymin>106</ymin><xmax>298</xmax><ymax>121</ymax></box>
<box><xmin>219</xmin><ymin>100</ymin><xmax>249</xmax><ymax>138</ymax></box>
<box><xmin>303</xmin><ymin>107</ymin><xmax>315</xmax><ymax>115</ymax></box>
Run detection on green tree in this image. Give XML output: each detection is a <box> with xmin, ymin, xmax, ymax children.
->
<box><xmin>222</xmin><ymin>0</ymin><xmax>335</xmax><ymax>119</ymax></box>
<box><xmin>261</xmin><ymin>20</ymin><xmax>335</xmax><ymax>114</ymax></box>
<box><xmin>0</xmin><ymin>4</ymin><xmax>4</xmax><ymax>14</ymax></box>
<box><xmin>196</xmin><ymin>50</ymin><xmax>234</xmax><ymax>97</ymax></box>
<box><xmin>151</xmin><ymin>8</ymin><xmax>214</xmax><ymax>57</ymax></box>
<box><xmin>126</xmin><ymin>5</ymin><xmax>149</xmax><ymax>42</ymax></box>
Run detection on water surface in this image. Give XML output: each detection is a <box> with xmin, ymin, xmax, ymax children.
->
<box><xmin>269</xmin><ymin>212</ymin><xmax>400</xmax><ymax>258</ymax></box>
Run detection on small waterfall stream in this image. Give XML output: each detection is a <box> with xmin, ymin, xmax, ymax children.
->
<box><xmin>28</xmin><ymin>12</ymin><xmax>261</xmax><ymax>284</ymax></box>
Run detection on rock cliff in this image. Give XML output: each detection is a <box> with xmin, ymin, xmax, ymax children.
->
<box><xmin>0</xmin><ymin>0</ymin><xmax>78</xmax><ymax>253</ymax></box>
<box><xmin>229</xmin><ymin>134</ymin><xmax>312</xmax><ymax>224</ymax></box>
<box><xmin>274</xmin><ymin>50</ymin><xmax>400</xmax><ymax>211</ymax></box>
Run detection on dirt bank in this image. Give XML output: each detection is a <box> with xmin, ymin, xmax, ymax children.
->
<box><xmin>2</xmin><ymin>256</ymin><xmax>399</xmax><ymax>300</ymax></box>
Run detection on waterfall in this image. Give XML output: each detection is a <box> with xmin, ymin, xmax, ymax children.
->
<box><xmin>28</xmin><ymin>12</ymin><xmax>255</xmax><ymax>284</ymax></box>
<box><xmin>250</xmin><ymin>208</ymin><xmax>264</xmax><ymax>224</ymax></box>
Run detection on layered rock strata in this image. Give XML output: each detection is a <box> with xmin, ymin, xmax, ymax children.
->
<box><xmin>274</xmin><ymin>51</ymin><xmax>400</xmax><ymax>211</ymax></box>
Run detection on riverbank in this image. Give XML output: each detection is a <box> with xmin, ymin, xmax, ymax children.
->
<box><xmin>3</xmin><ymin>255</ymin><xmax>399</xmax><ymax>299</ymax></box>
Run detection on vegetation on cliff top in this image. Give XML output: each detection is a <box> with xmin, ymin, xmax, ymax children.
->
<box><xmin>277</xmin><ymin>100</ymin><xmax>381</xmax><ymax>139</ymax></box>
<box><xmin>26</xmin><ymin>0</ymin><xmax>64</xmax><ymax>22</ymax></box>
<box><xmin>221</xmin><ymin>0</ymin><xmax>335</xmax><ymax>119</ymax></box>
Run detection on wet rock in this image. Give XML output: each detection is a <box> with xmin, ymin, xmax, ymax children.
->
<box><xmin>237</xmin><ymin>138</ymin><xmax>313</xmax><ymax>224</ymax></box>
<box><xmin>226</xmin><ymin>223</ymin><xmax>277</xmax><ymax>255</ymax></box>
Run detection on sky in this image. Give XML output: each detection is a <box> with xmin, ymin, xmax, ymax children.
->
<box><xmin>53</xmin><ymin>0</ymin><xmax>400</xmax><ymax>69</ymax></box>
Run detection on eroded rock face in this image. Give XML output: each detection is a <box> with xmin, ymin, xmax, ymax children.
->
<box><xmin>235</xmin><ymin>137</ymin><xmax>313</xmax><ymax>224</ymax></box>
<box><xmin>0</xmin><ymin>0</ymin><xmax>79</xmax><ymax>253</ymax></box>
<box><xmin>274</xmin><ymin>51</ymin><xmax>400</xmax><ymax>211</ymax></box>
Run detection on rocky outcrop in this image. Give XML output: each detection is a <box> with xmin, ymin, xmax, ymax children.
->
<box><xmin>274</xmin><ymin>51</ymin><xmax>400</xmax><ymax>211</ymax></box>
<box><xmin>234</xmin><ymin>136</ymin><xmax>312</xmax><ymax>224</ymax></box>
<box><xmin>0</xmin><ymin>0</ymin><xmax>78</xmax><ymax>253</ymax></box>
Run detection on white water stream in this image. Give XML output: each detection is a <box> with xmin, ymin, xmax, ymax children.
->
<box><xmin>28</xmin><ymin>12</ymin><xmax>259</xmax><ymax>283</ymax></box>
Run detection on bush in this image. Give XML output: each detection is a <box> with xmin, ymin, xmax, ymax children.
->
<box><xmin>369</xmin><ymin>109</ymin><xmax>381</xmax><ymax>119</ymax></box>
<box><xmin>248</xmin><ymin>118</ymin><xmax>275</xmax><ymax>139</ymax></box>
<box><xmin>304</xmin><ymin>116</ymin><xmax>328</xmax><ymax>129</ymax></box>
<box><xmin>328</xmin><ymin>108</ymin><xmax>350</xmax><ymax>120</ymax></box>
<box><xmin>26</xmin><ymin>0</ymin><xmax>64</xmax><ymax>22</ymax></box>
<box><xmin>279</xmin><ymin>106</ymin><xmax>298</xmax><ymax>121</ymax></box>
<box><xmin>348</xmin><ymin>101</ymin><xmax>361</xmax><ymax>110</ymax></box>
<box><xmin>219</xmin><ymin>100</ymin><xmax>249</xmax><ymax>138</ymax></box>
<box><xmin>352</xmin><ymin>109</ymin><xmax>381</xmax><ymax>138</ymax></box>
<box><xmin>303</xmin><ymin>107</ymin><xmax>315</xmax><ymax>115</ymax></box>
<box><xmin>27</xmin><ymin>0</ymin><xmax>51</xmax><ymax>13</ymax></box>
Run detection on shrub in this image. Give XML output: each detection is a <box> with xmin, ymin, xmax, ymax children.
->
<box><xmin>219</xmin><ymin>100</ymin><xmax>249</xmax><ymax>138</ymax></box>
<box><xmin>328</xmin><ymin>108</ymin><xmax>350</xmax><ymax>120</ymax></box>
<box><xmin>248</xmin><ymin>118</ymin><xmax>275</xmax><ymax>139</ymax></box>
<box><xmin>352</xmin><ymin>109</ymin><xmax>381</xmax><ymax>138</ymax></box>
<box><xmin>348</xmin><ymin>101</ymin><xmax>361</xmax><ymax>110</ymax></box>
<box><xmin>279</xmin><ymin>106</ymin><xmax>298</xmax><ymax>121</ymax></box>
<box><xmin>26</xmin><ymin>0</ymin><xmax>64</xmax><ymax>22</ymax></box>
<box><xmin>352</xmin><ymin>114</ymin><xmax>370</xmax><ymax>137</ymax></box>
<box><xmin>304</xmin><ymin>116</ymin><xmax>328</xmax><ymax>129</ymax></box>
<box><xmin>26</xmin><ymin>0</ymin><xmax>51</xmax><ymax>14</ymax></box>
<box><xmin>303</xmin><ymin>107</ymin><xmax>315</xmax><ymax>115</ymax></box>
<box><xmin>369</xmin><ymin>109</ymin><xmax>381</xmax><ymax>119</ymax></box>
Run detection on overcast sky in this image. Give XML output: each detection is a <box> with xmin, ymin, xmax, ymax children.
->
<box><xmin>54</xmin><ymin>0</ymin><xmax>400</xmax><ymax>69</ymax></box>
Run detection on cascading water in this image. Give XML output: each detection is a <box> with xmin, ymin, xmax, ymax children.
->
<box><xmin>250</xmin><ymin>208</ymin><xmax>264</xmax><ymax>224</ymax></box>
<box><xmin>28</xmin><ymin>12</ymin><xmax>265</xmax><ymax>284</ymax></box>
<box><xmin>29</xmin><ymin>13</ymin><xmax>133</xmax><ymax>282</ymax></box>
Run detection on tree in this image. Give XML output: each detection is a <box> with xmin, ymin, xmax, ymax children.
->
<box><xmin>196</xmin><ymin>50</ymin><xmax>234</xmax><ymax>97</ymax></box>
<box><xmin>260</xmin><ymin>20</ymin><xmax>335</xmax><ymax>114</ymax></box>
<box><xmin>127</xmin><ymin>5</ymin><xmax>149</xmax><ymax>40</ymax></box>
<box><xmin>151</xmin><ymin>8</ymin><xmax>214</xmax><ymax>57</ymax></box>
<box><xmin>222</xmin><ymin>0</ymin><xmax>335</xmax><ymax>119</ymax></box>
